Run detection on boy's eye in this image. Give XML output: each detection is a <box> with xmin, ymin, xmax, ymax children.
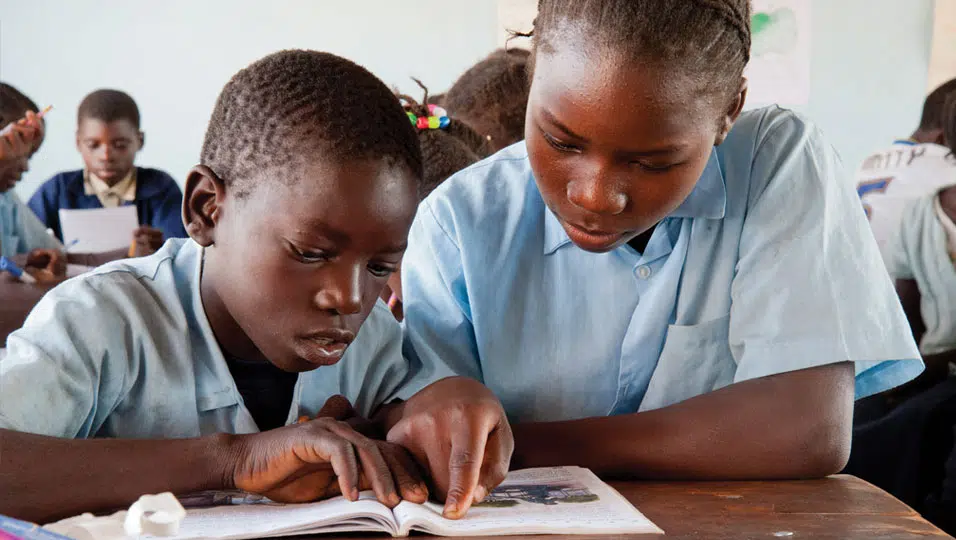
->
<box><xmin>114</xmin><ymin>142</ymin><xmax>129</xmax><ymax>151</ymax></box>
<box><xmin>290</xmin><ymin>244</ymin><xmax>331</xmax><ymax>264</ymax></box>
<box><xmin>542</xmin><ymin>131</ymin><xmax>581</xmax><ymax>153</ymax></box>
<box><xmin>367</xmin><ymin>263</ymin><xmax>397</xmax><ymax>278</ymax></box>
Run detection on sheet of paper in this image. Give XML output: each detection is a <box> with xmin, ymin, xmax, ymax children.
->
<box><xmin>58</xmin><ymin>206</ymin><xmax>138</xmax><ymax>253</ymax></box>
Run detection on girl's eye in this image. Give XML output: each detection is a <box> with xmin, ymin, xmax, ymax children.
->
<box><xmin>291</xmin><ymin>245</ymin><xmax>331</xmax><ymax>264</ymax></box>
<box><xmin>543</xmin><ymin>131</ymin><xmax>581</xmax><ymax>153</ymax></box>
<box><xmin>367</xmin><ymin>263</ymin><xmax>397</xmax><ymax>278</ymax></box>
<box><xmin>632</xmin><ymin>161</ymin><xmax>676</xmax><ymax>173</ymax></box>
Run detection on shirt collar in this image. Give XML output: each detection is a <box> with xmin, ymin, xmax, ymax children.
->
<box><xmin>83</xmin><ymin>169</ymin><xmax>137</xmax><ymax>203</ymax></box>
<box><xmin>543</xmin><ymin>149</ymin><xmax>726</xmax><ymax>255</ymax></box>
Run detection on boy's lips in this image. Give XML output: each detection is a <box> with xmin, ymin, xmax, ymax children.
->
<box><xmin>297</xmin><ymin>329</ymin><xmax>355</xmax><ymax>366</ymax></box>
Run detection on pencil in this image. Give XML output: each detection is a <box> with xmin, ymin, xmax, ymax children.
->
<box><xmin>128</xmin><ymin>239</ymin><xmax>137</xmax><ymax>258</ymax></box>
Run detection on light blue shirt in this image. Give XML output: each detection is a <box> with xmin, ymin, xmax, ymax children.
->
<box><xmin>0</xmin><ymin>238</ymin><xmax>410</xmax><ymax>438</ymax></box>
<box><xmin>400</xmin><ymin>106</ymin><xmax>923</xmax><ymax>423</ymax></box>
<box><xmin>0</xmin><ymin>190</ymin><xmax>62</xmax><ymax>257</ymax></box>
<box><xmin>884</xmin><ymin>193</ymin><xmax>956</xmax><ymax>356</ymax></box>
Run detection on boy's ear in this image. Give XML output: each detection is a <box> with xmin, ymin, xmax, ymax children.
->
<box><xmin>715</xmin><ymin>77</ymin><xmax>748</xmax><ymax>146</ymax></box>
<box><xmin>138</xmin><ymin>131</ymin><xmax>146</xmax><ymax>150</ymax></box>
<box><xmin>182</xmin><ymin>165</ymin><xmax>226</xmax><ymax>247</ymax></box>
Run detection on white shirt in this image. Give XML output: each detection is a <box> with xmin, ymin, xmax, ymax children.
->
<box><xmin>0</xmin><ymin>238</ymin><xmax>410</xmax><ymax>438</ymax></box>
<box><xmin>856</xmin><ymin>140</ymin><xmax>956</xmax><ymax>260</ymax></box>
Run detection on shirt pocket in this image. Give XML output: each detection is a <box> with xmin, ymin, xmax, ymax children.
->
<box><xmin>638</xmin><ymin>314</ymin><xmax>736</xmax><ymax>412</ymax></box>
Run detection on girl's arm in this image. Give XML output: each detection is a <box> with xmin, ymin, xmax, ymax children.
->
<box><xmin>510</xmin><ymin>362</ymin><xmax>854</xmax><ymax>480</ymax></box>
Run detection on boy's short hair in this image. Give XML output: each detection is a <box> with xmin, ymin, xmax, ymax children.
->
<box><xmin>78</xmin><ymin>89</ymin><xmax>141</xmax><ymax>129</ymax></box>
<box><xmin>443</xmin><ymin>48</ymin><xmax>531</xmax><ymax>149</ymax></box>
<box><xmin>0</xmin><ymin>82</ymin><xmax>39</xmax><ymax>126</ymax></box>
<box><xmin>201</xmin><ymin>49</ymin><xmax>424</xmax><ymax>198</ymax></box>
<box><xmin>920</xmin><ymin>78</ymin><xmax>956</xmax><ymax>132</ymax></box>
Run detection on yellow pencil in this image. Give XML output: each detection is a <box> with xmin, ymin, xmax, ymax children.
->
<box><xmin>128</xmin><ymin>239</ymin><xmax>137</xmax><ymax>258</ymax></box>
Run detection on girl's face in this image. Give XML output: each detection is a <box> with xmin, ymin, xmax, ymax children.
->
<box><xmin>526</xmin><ymin>44</ymin><xmax>744</xmax><ymax>253</ymax></box>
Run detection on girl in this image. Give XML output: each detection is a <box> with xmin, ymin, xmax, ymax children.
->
<box><xmin>400</xmin><ymin>0</ymin><xmax>923</xmax><ymax>479</ymax></box>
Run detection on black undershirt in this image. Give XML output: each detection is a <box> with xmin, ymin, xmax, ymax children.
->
<box><xmin>225</xmin><ymin>353</ymin><xmax>299</xmax><ymax>431</ymax></box>
<box><xmin>627</xmin><ymin>224</ymin><xmax>658</xmax><ymax>255</ymax></box>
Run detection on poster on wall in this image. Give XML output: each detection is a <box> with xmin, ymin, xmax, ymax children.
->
<box><xmin>496</xmin><ymin>0</ymin><xmax>812</xmax><ymax>106</ymax></box>
<box><xmin>746</xmin><ymin>0</ymin><xmax>812</xmax><ymax>106</ymax></box>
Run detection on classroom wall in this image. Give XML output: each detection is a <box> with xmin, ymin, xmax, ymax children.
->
<box><xmin>0</xmin><ymin>0</ymin><xmax>498</xmax><ymax>199</ymax></box>
<box><xmin>0</xmin><ymin>0</ymin><xmax>942</xmax><ymax>201</ymax></box>
<box><xmin>797</xmin><ymin>0</ymin><xmax>937</xmax><ymax>175</ymax></box>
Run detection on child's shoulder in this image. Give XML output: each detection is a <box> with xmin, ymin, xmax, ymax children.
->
<box><xmin>719</xmin><ymin>106</ymin><xmax>837</xmax><ymax>208</ymax></box>
<box><xmin>421</xmin><ymin>142</ymin><xmax>539</xmax><ymax>241</ymax></box>
<box><xmin>135</xmin><ymin>167</ymin><xmax>181</xmax><ymax>194</ymax></box>
<box><xmin>45</xmin><ymin>238</ymin><xmax>197</xmax><ymax>321</ymax></box>
<box><xmin>37</xmin><ymin>169</ymin><xmax>85</xmax><ymax>191</ymax></box>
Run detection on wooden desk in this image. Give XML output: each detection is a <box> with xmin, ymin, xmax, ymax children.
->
<box><xmin>332</xmin><ymin>475</ymin><xmax>950</xmax><ymax>539</ymax></box>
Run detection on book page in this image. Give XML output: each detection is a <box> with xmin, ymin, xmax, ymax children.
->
<box><xmin>58</xmin><ymin>205</ymin><xmax>138</xmax><ymax>253</ymax></box>
<box><xmin>145</xmin><ymin>492</ymin><xmax>397</xmax><ymax>540</ymax></box>
<box><xmin>394</xmin><ymin>466</ymin><xmax>663</xmax><ymax>536</ymax></box>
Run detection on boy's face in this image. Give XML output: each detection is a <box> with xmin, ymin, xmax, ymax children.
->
<box><xmin>187</xmin><ymin>156</ymin><xmax>419</xmax><ymax>372</ymax></box>
<box><xmin>76</xmin><ymin>118</ymin><xmax>142</xmax><ymax>186</ymax></box>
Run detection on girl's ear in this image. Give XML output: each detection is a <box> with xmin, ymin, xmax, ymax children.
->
<box><xmin>182</xmin><ymin>165</ymin><xmax>227</xmax><ymax>247</ymax></box>
<box><xmin>715</xmin><ymin>78</ymin><xmax>748</xmax><ymax>146</ymax></box>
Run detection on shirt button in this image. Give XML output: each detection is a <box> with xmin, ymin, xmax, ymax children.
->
<box><xmin>637</xmin><ymin>265</ymin><xmax>651</xmax><ymax>279</ymax></box>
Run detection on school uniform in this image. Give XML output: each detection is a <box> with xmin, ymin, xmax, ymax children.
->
<box><xmin>855</xmin><ymin>140</ymin><xmax>956</xmax><ymax>261</ymax></box>
<box><xmin>885</xmin><ymin>192</ymin><xmax>956</xmax><ymax>356</ymax></box>
<box><xmin>0</xmin><ymin>238</ymin><xmax>410</xmax><ymax>438</ymax></box>
<box><xmin>0</xmin><ymin>190</ymin><xmax>62</xmax><ymax>257</ymax></box>
<box><xmin>399</xmin><ymin>106</ymin><xmax>923</xmax><ymax>423</ymax></box>
<box><xmin>27</xmin><ymin>167</ymin><xmax>188</xmax><ymax>242</ymax></box>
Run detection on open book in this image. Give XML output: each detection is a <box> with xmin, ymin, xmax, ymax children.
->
<box><xmin>160</xmin><ymin>466</ymin><xmax>663</xmax><ymax>538</ymax></box>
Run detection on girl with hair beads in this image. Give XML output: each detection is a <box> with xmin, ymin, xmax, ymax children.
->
<box><xmin>380</xmin><ymin>84</ymin><xmax>488</xmax><ymax>319</ymax></box>
<box><xmin>400</xmin><ymin>0</ymin><xmax>923</xmax><ymax>479</ymax></box>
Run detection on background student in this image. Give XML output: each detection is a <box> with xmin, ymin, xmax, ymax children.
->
<box><xmin>28</xmin><ymin>89</ymin><xmax>187</xmax><ymax>255</ymax></box>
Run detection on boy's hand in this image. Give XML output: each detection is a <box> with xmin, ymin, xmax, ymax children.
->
<box><xmin>0</xmin><ymin>112</ymin><xmax>43</xmax><ymax>163</ymax></box>
<box><xmin>131</xmin><ymin>226</ymin><xmax>164</xmax><ymax>257</ymax></box>
<box><xmin>230</xmin><ymin>417</ymin><xmax>427</xmax><ymax>507</ymax></box>
<box><xmin>22</xmin><ymin>249</ymin><xmax>67</xmax><ymax>284</ymax></box>
<box><xmin>386</xmin><ymin>377</ymin><xmax>513</xmax><ymax>519</ymax></box>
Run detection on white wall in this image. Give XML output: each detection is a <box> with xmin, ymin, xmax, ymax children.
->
<box><xmin>1</xmin><ymin>0</ymin><xmax>497</xmax><ymax>199</ymax></box>
<box><xmin>1</xmin><ymin>0</ymin><xmax>944</xmax><ymax>200</ymax></box>
<box><xmin>796</xmin><ymin>0</ymin><xmax>936</xmax><ymax>174</ymax></box>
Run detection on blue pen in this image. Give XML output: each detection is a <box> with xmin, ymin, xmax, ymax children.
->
<box><xmin>0</xmin><ymin>256</ymin><xmax>37</xmax><ymax>284</ymax></box>
<box><xmin>65</xmin><ymin>239</ymin><xmax>79</xmax><ymax>251</ymax></box>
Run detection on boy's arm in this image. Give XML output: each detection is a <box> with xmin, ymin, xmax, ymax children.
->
<box><xmin>0</xmin><ymin>280</ymin><xmax>54</xmax><ymax>343</ymax></box>
<box><xmin>1</xmin><ymin>418</ymin><xmax>425</xmax><ymax>523</ymax></box>
<box><xmin>509</xmin><ymin>362</ymin><xmax>854</xmax><ymax>479</ymax></box>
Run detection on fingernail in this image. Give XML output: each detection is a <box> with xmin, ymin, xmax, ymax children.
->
<box><xmin>474</xmin><ymin>486</ymin><xmax>487</xmax><ymax>503</ymax></box>
<box><xmin>352</xmin><ymin>488</ymin><xmax>360</xmax><ymax>500</ymax></box>
<box><xmin>444</xmin><ymin>501</ymin><xmax>459</xmax><ymax>517</ymax></box>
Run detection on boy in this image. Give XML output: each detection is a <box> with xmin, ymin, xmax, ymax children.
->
<box><xmin>856</xmin><ymin>78</ymin><xmax>956</xmax><ymax>261</ymax></box>
<box><xmin>28</xmin><ymin>89</ymin><xmax>186</xmax><ymax>254</ymax></box>
<box><xmin>0</xmin><ymin>50</ymin><xmax>510</xmax><ymax>523</ymax></box>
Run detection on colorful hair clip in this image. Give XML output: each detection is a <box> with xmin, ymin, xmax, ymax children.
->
<box><xmin>407</xmin><ymin>104</ymin><xmax>450</xmax><ymax>131</ymax></box>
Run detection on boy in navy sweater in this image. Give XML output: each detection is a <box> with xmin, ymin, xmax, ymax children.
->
<box><xmin>29</xmin><ymin>89</ymin><xmax>186</xmax><ymax>255</ymax></box>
